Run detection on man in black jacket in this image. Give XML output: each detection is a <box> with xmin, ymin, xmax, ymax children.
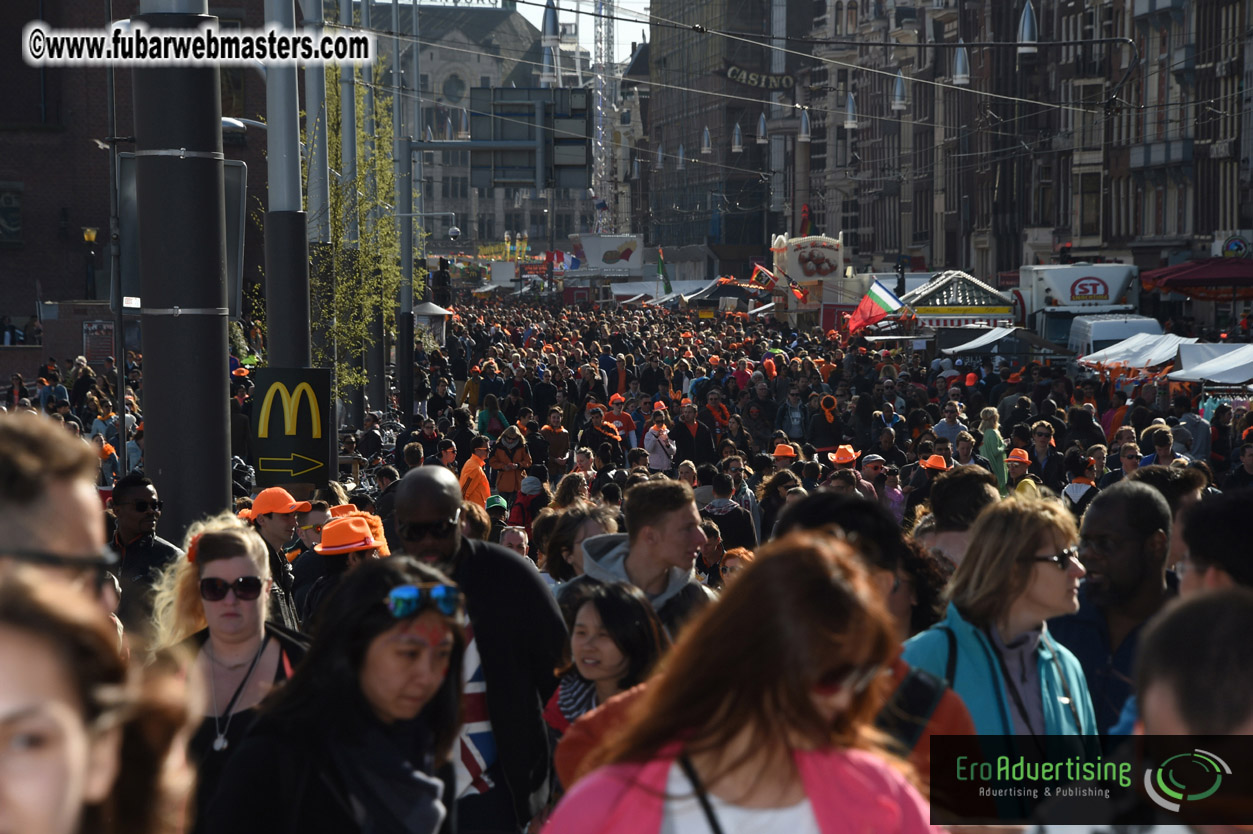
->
<box><xmin>108</xmin><ymin>472</ymin><xmax>183</xmax><ymax>631</ymax></box>
<box><xmin>673</xmin><ymin>400</ymin><xmax>717</xmax><ymax>467</ymax></box>
<box><xmin>395</xmin><ymin>466</ymin><xmax>566</xmax><ymax>833</ymax></box>
<box><xmin>699</xmin><ymin>474</ymin><xmax>757</xmax><ymax>549</ymax></box>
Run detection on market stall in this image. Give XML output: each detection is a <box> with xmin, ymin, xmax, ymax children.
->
<box><xmin>899</xmin><ymin>271</ymin><xmax>1014</xmax><ymax>328</ymax></box>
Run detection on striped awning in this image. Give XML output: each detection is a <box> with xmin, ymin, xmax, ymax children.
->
<box><xmin>919</xmin><ymin>316</ymin><xmax>1014</xmax><ymax>328</ymax></box>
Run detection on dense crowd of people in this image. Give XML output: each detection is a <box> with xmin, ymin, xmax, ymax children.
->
<box><xmin>1</xmin><ymin>297</ymin><xmax>1251</xmax><ymax>834</ymax></box>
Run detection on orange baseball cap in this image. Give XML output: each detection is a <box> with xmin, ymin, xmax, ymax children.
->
<box><xmin>1007</xmin><ymin>448</ymin><xmax>1031</xmax><ymax>463</ymax></box>
<box><xmin>314</xmin><ymin>516</ymin><xmax>377</xmax><ymax>555</ymax></box>
<box><xmin>772</xmin><ymin>444</ymin><xmax>798</xmax><ymax>458</ymax></box>
<box><xmin>921</xmin><ymin>455</ymin><xmax>949</xmax><ymax>471</ymax></box>
<box><xmin>653</xmin><ymin>401</ymin><xmax>669</xmax><ymax>411</ymax></box>
<box><xmin>247</xmin><ymin>487</ymin><xmax>312</xmax><ymax>517</ymax></box>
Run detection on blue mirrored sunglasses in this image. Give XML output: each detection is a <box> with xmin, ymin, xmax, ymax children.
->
<box><xmin>384</xmin><ymin>583</ymin><xmax>464</xmax><ymax>619</ymax></box>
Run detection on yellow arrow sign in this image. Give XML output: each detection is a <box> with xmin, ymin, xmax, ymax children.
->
<box><xmin>258</xmin><ymin>453</ymin><xmax>324</xmax><ymax>478</ymax></box>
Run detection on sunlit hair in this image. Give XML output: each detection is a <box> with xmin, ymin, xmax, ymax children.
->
<box><xmin>596</xmin><ymin>534</ymin><xmax>899</xmax><ymax>783</ymax></box>
<box><xmin>552</xmin><ymin>471</ymin><xmax>590</xmax><ymax>509</ymax></box>
<box><xmin>719</xmin><ymin>546</ymin><xmax>754</xmax><ymax>569</ymax></box>
<box><xmin>947</xmin><ymin>498</ymin><xmax>1077</xmax><ymax>627</ymax></box>
<box><xmin>150</xmin><ymin>512</ymin><xmax>270</xmax><ymax>648</ymax></box>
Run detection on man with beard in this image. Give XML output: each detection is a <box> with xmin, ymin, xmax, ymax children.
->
<box><xmin>1048</xmin><ymin>480</ymin><xmax>1174</xmax><ymax>736</ymax></box>
<box><xmin>394</xmin><ymin>467</ymin><xmax>566</xmax><ymax>833</ymax></box>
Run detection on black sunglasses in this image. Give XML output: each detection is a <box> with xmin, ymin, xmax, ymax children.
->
<box><xmin>2</xmin><ymin>547</ymin><xmax>118</xmax><ymax>593</ymax></box>
<box><xmin>398</xmin><ymin>508</ymin><xmax>463</xmax><ymax>541</ymax></box>
<box><xmin>118</xmin><ymin>499</ymin><xmax>164</xmax><ymax>513</ymax></box>
<box><xmin>200</xmin><ymin>576</ymin><xmax>264</xmax><ymax>602</ymax></box>
<box><xmin>1032</xmin><ymin>546</ymin><xmax>1080</xmax><ymax>571</ymax></box>
<box><xmin>384</xmin><ymin>583</ymin><xmax>465</xmax><ymax>619</ymax></box>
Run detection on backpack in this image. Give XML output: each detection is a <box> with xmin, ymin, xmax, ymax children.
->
<box><xmin>487</xmin><ymin>413</ymin><xmax>505</xmax><ymax>436</ymax></box>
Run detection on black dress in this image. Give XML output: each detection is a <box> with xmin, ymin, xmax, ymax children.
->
<box><xmin>187</xmin><ymin>624</ymin><xmax>308</xmax><ymax>834</ymax></box>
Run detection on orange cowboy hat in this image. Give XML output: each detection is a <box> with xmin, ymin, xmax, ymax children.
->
<box><xmin>314</xmin><ymin>516</ymin><xmax>378</xmax><ymax>555</ymax></box>
<box><xmin>827</xmin><ymin>445</ymin><xmax>860</xmax><ymax>465</ymax></box>
<box><xmin>1007</xmin><ymin>448</ymin><xmax>1031</xmax><ymax>464</ymax></box>
<box><xmin>772</xmin><ymin>444</ymin><xmax>798</xmax><ymax>458</ymax></box>
<box><xmin>921</xmin><ymin>454</ymin><xmax>949</xmax><ymax>471</ymax></box>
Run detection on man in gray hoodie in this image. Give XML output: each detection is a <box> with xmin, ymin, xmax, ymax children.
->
<box><xmin>573</xmin><ymin>478</ymin><xmax>717</xmax><ymax>637</ymax></box>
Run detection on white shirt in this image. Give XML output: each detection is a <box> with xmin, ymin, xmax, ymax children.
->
<box><xmin>660</xmin><ymin>761</ymin><xmax>821</xmax><ymax>834</ymax></box>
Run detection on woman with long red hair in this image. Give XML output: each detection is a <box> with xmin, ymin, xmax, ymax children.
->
<box><xmin>543</xmin><ymin>534</ymin><xmax>936</xmax><ymax>834</ymax></box>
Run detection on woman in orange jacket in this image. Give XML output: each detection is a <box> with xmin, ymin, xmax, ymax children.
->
<box><xmin>489</xmin><ymin>425</ymin><xmax>532</xmax><ymax>505</ymax></box>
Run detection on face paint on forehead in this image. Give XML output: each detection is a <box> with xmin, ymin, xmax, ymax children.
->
<box><xmin>390</xmin><ymin>618</ymin><xmax>452</xmax><ymax>648</ymax></box>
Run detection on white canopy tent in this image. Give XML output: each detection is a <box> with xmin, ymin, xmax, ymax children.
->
<box><xmin>1167</xmin><ymin>344</ymin><xmax>1253</xmax><ymax>385</ymax></box>
<box><xmin>1078</xmin><ymin>333</ymin><xmax>1197</xmax><ymax>368</ymax></box>
<box><xmin>941</xmin><ymin>327</ymin><xmax>1015</xmax><ymax>354</ymax></box>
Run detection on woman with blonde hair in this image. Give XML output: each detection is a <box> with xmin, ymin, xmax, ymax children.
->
<box><xmin>979</xmin><ymin>406</ymin><xmax>1007</xmax><ymax>493</ymax></box>
<box><xmin>552</xmin><ymin>471</ymin><xmax>591</xmax><ymax>509</ymax></box>
<box><xmin>545</xmin><ymin>535</ymin><xmax>932</xmax><ymax>833</ymax></box>
<box><xmin>902</xmin><ymin>499</ymin><xmax>1098</xmax><ymax>744</ymax></box>
<box><xmin>151</xmin><ymin>512</ymin><xmax>308</xmax><ymax>832</ymax></box>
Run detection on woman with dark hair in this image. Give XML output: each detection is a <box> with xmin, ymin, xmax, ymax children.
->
<box><xmin>544</xmin><ymin>582</ymin><xmax>669</xmax><ymax>747</ymax></box>
<box><xmin>755</xmin><ymin>468</ymin><xmax>800</xmax><ymax>540</ymax></box>
<box><xmin>545</xmin><ymin>535</ymin><xmax>933</xmax><ymax>833</ymax></box>
<box><xmin>0</xmin><ymin>570</ymin><xmax>195</xmax><ymax>834</ymax></box>
<box><xmin>544</xmin><ymin>505</ymin><xmax>619</xmax><ymax>596</ymax></box>
<box><xmin>722</xmin><ymin>413</ymin><xmax>754</xmax><ymax>457</ymax></box>
<box><xmin>203</xmin><ymin>556</ymin><xmax>466</xmax><ymax>834</ymax></box>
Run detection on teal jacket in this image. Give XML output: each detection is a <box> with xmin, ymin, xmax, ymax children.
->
<box><xmin>902</xmin><ymin>603</ymin><xmax>1100</xmax><ymax>748</ymax></box>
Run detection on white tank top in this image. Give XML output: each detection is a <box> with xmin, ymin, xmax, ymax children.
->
<box><xmin>660</xmin><ymin>760</ymin><xmax>821</xmax><ymax>834</ymax></box>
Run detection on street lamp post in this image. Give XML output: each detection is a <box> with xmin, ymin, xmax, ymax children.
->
<box><xmin>82</xmin><ymin>227</ymin><xmax>99</xmax><ymax>300</ymax></box>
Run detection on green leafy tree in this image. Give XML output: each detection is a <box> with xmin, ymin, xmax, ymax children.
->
<box><xmin>306</xmin><ymin>61</ymin><xmax>423</xmax><ymax>400</ymax></box>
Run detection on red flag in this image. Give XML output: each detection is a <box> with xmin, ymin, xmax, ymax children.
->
<box><xmin>848</xmin><ymin>294</ymin><xmax>886</xmax><ymax>333</ymax></box>
<box><xmin>788</xmin><ymin>280</ymin><xmax>810</xmax><ymax>304</ymax></box>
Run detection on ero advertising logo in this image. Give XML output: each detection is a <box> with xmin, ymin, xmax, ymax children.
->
<box><xmin>1144</xmin><ymin>748</ymin><xmax>1231</xmax><ymax>813</ymax></box>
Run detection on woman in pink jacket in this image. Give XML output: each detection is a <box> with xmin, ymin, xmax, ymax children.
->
<box><xmin>543</xmin><ymin>534</ymin><xmax>940</xmax><ymax>834</ymax></box>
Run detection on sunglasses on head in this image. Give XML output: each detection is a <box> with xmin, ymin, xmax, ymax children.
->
<box><xmin>119</xmin><ymin>499</ymin><xmax>164</xmax><ymax>513</ymax></box>
<box><xmin>398</xmin><ymin>507</ymin><xmax>463</xmax><ymax>542</ymax></box>
<box><xmin>200</xmin><ymin>576</ymin><xmax>264</xmax><ymax>602</ymax></box>
<box><xmin>385</xmin><ymin>583</ymin><xmax>465</xmax><ymax>619</ymax></box>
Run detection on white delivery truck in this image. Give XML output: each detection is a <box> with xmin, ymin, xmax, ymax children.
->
<box><xmin>1067</xmin><ymin>314</ymin><xmax>1163</xmax><ymax>360</ymax></box>
<box><xmin>1011</xmin><ymin>263</ymin><xmax>1141</xmax><ymax>348</ymax></box>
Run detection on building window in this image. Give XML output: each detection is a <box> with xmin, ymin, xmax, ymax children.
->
<box><xmin>1079</xmin><ymin>173</ymin><xmax>1101</xmax><ymax>236</ymax></box>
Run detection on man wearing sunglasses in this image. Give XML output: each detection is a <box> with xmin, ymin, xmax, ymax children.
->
<box><xmin>107</xmin><ymin>472</ymin><xmax>183</xmax><ymax>631</ymax></box>
<box><xmin>289</xmin><ymin>500</ymin><xmax>332</xmax><ymax>614</ymax></box>
<box><xmin>0</xmin><ymin>414</ymin><xmax>117</xmax><ymax>612</ymax></box>
<box><xmin>1049</xmin><ymin>480</ymin><xmax>1175</xmax><ymax>737</ymax></box>
<box><xmin>394</xmin><ymin>465</ymin><xmax>566</xmax><ymax>833</ymax></box>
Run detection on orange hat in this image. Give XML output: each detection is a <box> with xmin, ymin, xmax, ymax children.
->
<box><xmin>652</xmin><ymin>401</ymin><xmax>668</xmax><ymax>412</ymax></box>
<box><xmin>921</xmin><ymin>454</ymin><xmax>949</xmax><ymax>471</ymax></box>
<box><xmin>965</xmin><ymin>372</ymin><xmax>978</xmax><ymax>387</ymax></box>
<box><xmin>232</xmin><ymin>367</ymin><xmax>250</xmax><ymax>377</ymax></box>
<box><xmin>609</xmin><ymin>393</ymin><xmax>625</xmax><ymax>403</ymax></box>
<box><xmin>314</xmin><ymin>516</ymin><xmax>377</xmax><ymax>555</ymax></box>
<box><xmin>1007</xmin><ymin>448</ymin><xmax>1031</xmax><ymax>463</ymax></box>
<box><xmin>329</xmin><ymin>503</ymin><xmax>356</xmax><ymax>518</ymax></box>
<box><xmin>244</xmin><ymin>487</ymin><xmax>312</xmax><ymax>519</ymax></box>
<box><xmin>708</xmin><ymin>356</ymin><xmax>721</xmax><ymax>365</ymax></box>
<box><xmin>680</xmin><ymin>398</ymin><xmax>692</xmax><ymax>407</ymax></box>
<box><xmin>828</xmin><ymin>445</ymin><xmax>860</xmax><ymax>465</ymax></box>
<box><xmin>1008</xmin><ymin>372</ymin><xmax>1023</xmax><ymax>383</ymax></box>
<box><xmin>772</xmin><ymin>443</ymin><xmax>798</xmax><ymax>458</ymax></box>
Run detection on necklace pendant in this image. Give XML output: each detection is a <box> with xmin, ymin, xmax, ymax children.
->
<box><xmin>213</xmin><ymin>735</ymin><xmax>229</xmax><ymax>752</ymax></box>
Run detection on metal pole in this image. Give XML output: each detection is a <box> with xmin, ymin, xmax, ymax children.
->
<box><xmin>106</xmin><ymin>0</ymin><xmax>126</xmax><ymax>473</ymax></box>
<box><xmin>395</xmin><ymin>0</ymin><xmax>416</xmax><ymax>425</ymax></box>
<box><xmin>340</xmin><ymin>0</ymin><xmax>363</xmax><ymax>429</ymax></box>
<box><xmin>263</xmin><ymin>0</ymin><xmax>310</xmax><ymax>369</ymax></box>
<box><xmin>132</xmin><ymin>0</ymin><xmax>231</xmax><ymax>539</ymax></box>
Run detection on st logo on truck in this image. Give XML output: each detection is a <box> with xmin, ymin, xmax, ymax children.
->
<box><xmin>1070</xmin><ymin>277</ymin><xmax>1110</xmax><ymax>301</ymax></box>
